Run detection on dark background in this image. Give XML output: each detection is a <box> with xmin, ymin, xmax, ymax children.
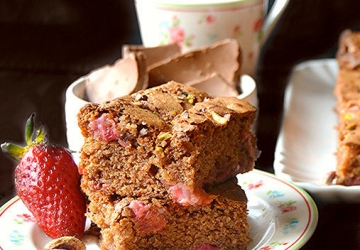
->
<box><xmin>0</xmin><ymin>0</ymin><xmax>141</xmax><ymax>205</ymax></box>
<box><xmin>1</xmin><ymin>0</ymin><xmax>360</xmax><ymax>249</ymax></box>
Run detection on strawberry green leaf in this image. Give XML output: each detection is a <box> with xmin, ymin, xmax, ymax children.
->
<box><xmin>2</xmin><ymin>113</ymin><xmax>47</xmax><ymax>162</ymax></box>
<box><xmin>25</xmin><ymin>113</ymin><xmax>35</xmax><ymax>146</ymax></box>
<box><xmin>1</xmin><ymin>142</ymin><xmax>26</xmax><ymax>161</ymax></box>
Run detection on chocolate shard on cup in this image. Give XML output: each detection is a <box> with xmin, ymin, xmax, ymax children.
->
<box><xmin>122</xmin><ymin>43</ymin><xmax>182</xmax><ymax>68</ymax></box>
<box><xmin>85</xmin><ymin>52</ymin><xmax>148</xmax><ymax>103</ymax></box>
<box><xmin>147</xmin><ymin>39</ymin><xmax>242</xmax><ymax>89</ymax></box>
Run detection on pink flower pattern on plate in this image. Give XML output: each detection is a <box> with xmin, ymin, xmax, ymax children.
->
<box><xmin>278</xmin><ymin>201</ymin><xmax>297</xmax><ymax>214</ymax></box>
<box><xmin>242</xmin><ymin>176</ymin><xmax>301</xmax><ymax>249</ymax></box>
<box><xmin>247</xmin><ymin>180</ymin><xmax>264</xmax><ymax>190</ymax></box>
<box><xmin>15</xmin><ymin>213</ymin><xmax>36</xmax><ymax>224</ymax></box>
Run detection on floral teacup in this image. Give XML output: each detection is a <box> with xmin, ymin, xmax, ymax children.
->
<box><xmin>134</xmin><ymin>0</ymin><xmax>288</xmax><ymax>76</ymax></box>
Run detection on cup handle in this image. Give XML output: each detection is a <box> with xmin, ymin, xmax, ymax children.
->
<box><xmin>261</xmin><ymin>0</ymin><xmax>290</xmax><ymax>46</ymax></box>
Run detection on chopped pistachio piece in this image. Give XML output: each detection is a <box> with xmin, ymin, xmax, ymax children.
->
<box><xmin>187</xmin><ymin>94</ymin><xmax>195</xmax><ymax>104</ymax></box>
<box><xmin>155</xmin><ymin>146</ymin><xmax>165</xmax><ymax>157</ymax></box>
<box><xmin>157</xmin><ymin>132</ymin><xmax>172</xmax><ymax>141</ymax></box>
<box><xmin>344</xmin><ymin>113</ymin><xmax>353</xmax><ymax>120</ymax></box>
<box><xmin>211</xmin><ymin>111</ymin><xmax>229</xmax><ymax>125</ymax></box>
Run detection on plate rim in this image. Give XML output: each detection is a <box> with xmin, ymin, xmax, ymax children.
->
<box><xmin>244</xmin><ymin>169</ymin><xmax>318</xmax><ymax>250</ymax></box>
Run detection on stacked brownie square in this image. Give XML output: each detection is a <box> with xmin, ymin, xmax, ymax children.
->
<box><xmin>77</xmin><ymin>81</ymin><xmax>257</xmax><ymax>249</ymax></box>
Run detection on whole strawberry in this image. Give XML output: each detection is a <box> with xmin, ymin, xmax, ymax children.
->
<box><xmin>1</xmin><ymin>114</ymin><xmax>86</xmax><ymax>239</ymax></box>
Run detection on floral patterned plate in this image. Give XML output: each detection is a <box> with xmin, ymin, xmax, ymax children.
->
<box><xmin>0</xmin><ymin>169</ymin><xmax>317</xmax><ymax>250</ymax></box>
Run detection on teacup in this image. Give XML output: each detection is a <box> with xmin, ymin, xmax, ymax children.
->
<box><xmin>134</xmin><ymin>0</ymin><xmax>289</xmax><ymax>76</ymax></box>
<box><xmin>65</xmin><ymin>75</ymin><xmax>258</xmax><ymax>152</ymax></box>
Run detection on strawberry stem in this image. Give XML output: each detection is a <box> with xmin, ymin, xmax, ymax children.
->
<box><xmin>1</xmin><ymin>113</ymin><xmax>47</xmax><ymax>161</ymax></box>
<box><xmin>35</xmin><ymin>123</ymin><xmax>46</xmax><ymax>144</ymax></box>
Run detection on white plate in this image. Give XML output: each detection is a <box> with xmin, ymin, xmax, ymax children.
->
<box><xmin>274</xmin><ymin>58</ymin><xmax>360</xmax><ymax>202</ymax></box>
<box><xmin>0</xmin><ymin>170</ymin><xmax>317</xmax><ymax>250</ymax></box>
